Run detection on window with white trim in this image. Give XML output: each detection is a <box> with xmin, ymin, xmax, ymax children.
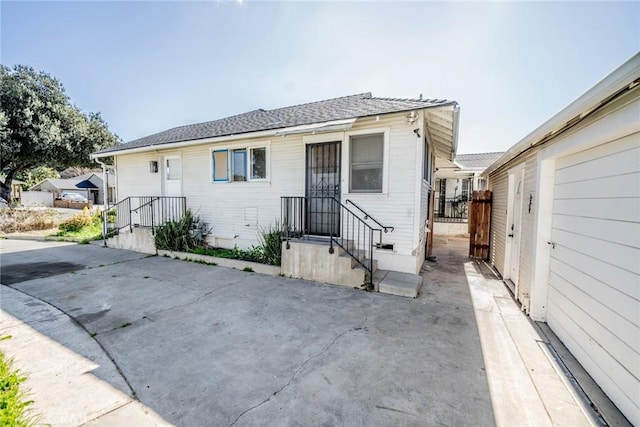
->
<box><xmin>350</xmin><ymin>133</ymin><xmax>383</xmax><ymax>193</ymax></box>
<box><xmin>211</xmin><ymin>144</ymin><xmax>269</xmax><ymax>183</ymax></box>
<box><xmin>250</xmin><ymin>147</ymin><xmax>267</xmax><ymax>179</ymax></box>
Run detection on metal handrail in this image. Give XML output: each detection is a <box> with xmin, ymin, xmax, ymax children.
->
<box><xmin>104</xmin><ymin>196</ymin><xmax>187</xmax><ymax>237</ymax></box>
<box><xmin>345</xmin><ymin>199</ymin><xmax>395</xmax><ymax>233</ymax></box>
<box><xmin>281</xmin><ymin>196</ymin><xmax>389</xmax><ymax>290</ymax></box>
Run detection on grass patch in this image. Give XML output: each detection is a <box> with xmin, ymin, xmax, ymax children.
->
<box><xmin>0</xmin><ymin>348</ymin><xmax>35</xmax><ymax>426</ymax></box>
<box><xmin>242</xmin><ymin>267</ymin><xmax>254</xmax><ymax>273</ymax></box>
<box><xmin>120</xmin><ymin>322</ymin><xmax>131</xmax><ymax>328</ymax></box>
<box><xmin>0</xmin><ymin>208</ymin><xmax>57</xmax><ymax>233</ymax></box>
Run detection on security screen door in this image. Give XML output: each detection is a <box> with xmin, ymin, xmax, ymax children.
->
<box><xmin>305</xmin><ymin>142</ymin><xmax>341</xmax><ymax>236</ymax></box>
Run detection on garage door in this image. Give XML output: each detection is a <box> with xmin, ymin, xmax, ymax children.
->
<box><xmin>548</xmin><ymin>133</ymin><xmax>640</xmax><ymax>425</ymax></box>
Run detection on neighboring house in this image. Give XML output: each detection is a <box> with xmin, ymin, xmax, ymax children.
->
<box><xmin>484</xmin><ymin>54</ymin><xmax>639</xmax><ymax>425</ymax></box>
<box><xmin>432</xmin><ymin>152</ymin><xmax>502</xmax><ymax>235</ymax></box>
<box><xmin>30</xmin><ymin>171</ymin><xmax>115</xmax><ymax>204</ymax></box>
<box><xmin>92</xmin><ymin>92</ymin><xmax>460</xmax><ymax>278</ymax></box>
<box><xmin>0</xmin><ymin>177</ymin><xmax>25</xmax><ymax>203</ymax></box>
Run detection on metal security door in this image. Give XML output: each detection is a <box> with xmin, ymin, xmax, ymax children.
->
<box><xmin>306</xmin><ymin>142</ymin><xmax>341</xmax><ymax>236</ymax></box>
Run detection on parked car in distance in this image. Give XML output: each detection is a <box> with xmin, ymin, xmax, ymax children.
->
<box><xmin>60</xmin><ymin>192</ymin><xmax>88</xmax><ymax>203</ymax></box>
<box><xmin>0</xmin><ymin>197</ymin><xmax>9</xmax><ymax>209</ymax></box>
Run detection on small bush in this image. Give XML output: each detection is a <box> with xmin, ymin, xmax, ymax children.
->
<box><xmin>155</xmin><ymin>210</ymin><xmax>200</xmax><ymax>252</ymax></box>
<box><xmin>58</xmin><ymin>212</ymin><xmax>95</xmax><ymax>233</ymax></box>
<box><xmin>257</xmin><ymin>221</ymin><xmax>284</xmax><ymax>266</ymax></box>
<box><xmin>0</xmin><ymin>350</ymin><xmax>35</xmax><ymax>426</ymax></box>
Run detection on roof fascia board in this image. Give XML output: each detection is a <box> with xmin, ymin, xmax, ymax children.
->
<box><xmin>484</xmin><ymin>53</ymin><xmax>640</xmax><ymax>176</ymax></box>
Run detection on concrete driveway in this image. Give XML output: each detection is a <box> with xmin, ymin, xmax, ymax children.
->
<box><xmin>1</xmin><ymin>239</ymin><xmax>494</xmax><ymax>426</ymax></box>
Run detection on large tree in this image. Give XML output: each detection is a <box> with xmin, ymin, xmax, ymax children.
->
<box><xmin>0</xmin><ymin>65</ymin><xmax>120</xmax><ymax>201</ymax></box>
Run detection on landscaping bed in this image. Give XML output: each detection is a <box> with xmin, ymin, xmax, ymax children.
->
<box><xmin>158</xmin><ymin>249</ymin><xmax>281</xmax><ymax>276</ymax></box>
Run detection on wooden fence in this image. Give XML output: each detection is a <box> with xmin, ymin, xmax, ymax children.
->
<box><xmin>468</xmin><ymin>190</ymin><xmax>492</xmax><ymax>260</ymax></box>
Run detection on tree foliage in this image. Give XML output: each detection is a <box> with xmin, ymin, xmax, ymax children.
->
<box><xmin>0</xmin><ymin>65</ymin><xmax>120</xmax><ymax>200</ymax></box>
<box><xmin>14</xmin><ymin>166</ymin><xmax>59</xmax><ymax>189</ymax></box>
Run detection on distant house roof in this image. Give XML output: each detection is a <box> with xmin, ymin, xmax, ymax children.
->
<box><xmin>93</xmin><ymin>92</ymin><xmax>458</xmax><ymax>157</ymax></box>
<box><xmin>454</xmin><ymin>152</ymin><xmax>504</xmax><ymax>170</ymax></box>
<box><xmin>29</xmin><ymin>172</ymin><xmax>114</xmax><ymax>191</ymax></box>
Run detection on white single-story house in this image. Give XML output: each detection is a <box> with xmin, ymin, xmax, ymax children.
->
<box><xmin>484</xmin><ymin>53</ymin><xmax>639</xmax><ymax>425</ymax></box>
<box><xmin>433</xmin><ymin>152</ymin><xmax>502</xmax><ymax>236</ymax></box>
<box><xmin>30</xmin><ymin>172</ymin><xmax>115</xmax><ymax>204</ymax></box>
<box><xmin>92</xmin><ymin>93</ymin><xmax>460</xmax><ymax>283</ymax></box>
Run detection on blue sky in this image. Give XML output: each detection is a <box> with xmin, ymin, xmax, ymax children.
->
<box><xmin>2</xmin><ymin>1</ymin><xmax>638</xmax><ymax>154</ymax></box>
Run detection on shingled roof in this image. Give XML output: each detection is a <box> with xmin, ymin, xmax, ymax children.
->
<box><xmin>454</xmin><ymin>152</ymin><xmax>504</xmax><ymax>170</ymax></box>
<box><xmin>95</xmin><ymin>93</ymin><xmax>456</xmax><ymax>155</ymax></box>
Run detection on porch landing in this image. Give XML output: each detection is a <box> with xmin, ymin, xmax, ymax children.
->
<box><xmin>374</xmin><ymin>270</ymin><xmax>423</xmax><ymax>298</ymax></box>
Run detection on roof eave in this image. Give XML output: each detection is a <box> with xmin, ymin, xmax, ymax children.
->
<box><xmin>92</xmin><ymin>104</ymin><xmax>459</xmax><ymax>158</ymax></box>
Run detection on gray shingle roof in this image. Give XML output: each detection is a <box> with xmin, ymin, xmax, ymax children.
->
<box><xmin>454</xmin><ymin>152</ymin><xmax>504</xmax><ymax>170</ymax></box>
<box><xmin>96</xmin><ymin>93</ymin><xmax>456</xmax><ymax>155</ymax></box>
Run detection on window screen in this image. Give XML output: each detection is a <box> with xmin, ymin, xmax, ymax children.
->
<box><xmin>251</xmin><ymin>147</ymin><xmax>267</xmax><ymax>179</ymax></box>
<box><xmin>350</xmin><ymin>134</ymin><xmax>383</xmax><ymax>193</ymax></box>
<box><xmin>212</xmin><ymin>150</ymin><xmax>229</xmax><ymax>182</ymax></box>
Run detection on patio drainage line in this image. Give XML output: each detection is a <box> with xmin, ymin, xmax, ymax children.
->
<box><xmin>6</xmin><ymin>285</ymin><xmax>138</xmax><ymax>399</ymax></box>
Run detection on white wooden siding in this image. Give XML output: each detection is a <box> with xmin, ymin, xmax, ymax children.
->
<box><xmin>116</xmin><ymin>152</ymin><xmax>162</xmax><ymax>199</ymax></box>
<box><xmin>548</xmin><ymin>134</ymin><xmax>640</xmax><ymax>426</ymax></box>
<box><xmin>488</xmin><ymin>169</ymin><xmax>508</xmax><ymax>277</ymax></box>
<box><xmin>516</xmin><ymin>152</ymin><xmax>538</xmax><ymax>310</ymax></box>
<box><xmin>345</xmin><ymin>114</ymin><xmax>420</xmax><ymax>258</ymax></box>
<box><xmin>115</xmin><ymin>112</ymin><xmax>424</xmax><ymax>273</ymax></box>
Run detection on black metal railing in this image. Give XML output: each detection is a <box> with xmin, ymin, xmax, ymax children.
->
<box><xmin>434</xmin><ymin>196</ymin><xmax>469</xmax><ymax>223</ymax></box>
<box><xmin>345</xmin><ymin>199</ymin><xmax>395</xmax><ymax>234</ymax></box>
<box><xmin>281</xmin><ymin>196</ymin><xmax>391</xmax><ymax>289</ymax></box>
<box><xmin>104</xmin><ymin>196</ymin><xmax>187</xmax><ymax>236</ymax></box>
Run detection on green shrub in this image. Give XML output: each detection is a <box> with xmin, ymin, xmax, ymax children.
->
<box><xmin>58</xmin><ymin>212</ymin><xmax>95</xmax><ymax>233</ymax></box>
<box><xmin>0</xmin><ymin>350</ymin><xmax>35</xmax><ymax>426</ymax></box>
<box><xmin>155</xmin><ymin>210</ymin><xmax>200</xmax><ymax>252</ymax></box>
<box><xmin>257</xmin><ymin>221</ymin><xmax>284</xmax><ymax>265</ymax></box>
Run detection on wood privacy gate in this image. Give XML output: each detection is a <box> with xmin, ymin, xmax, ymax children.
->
<box><xmin>468</xmin><ymin>190</ymin><xmax>492</xmax><ymax>260</ymax></box>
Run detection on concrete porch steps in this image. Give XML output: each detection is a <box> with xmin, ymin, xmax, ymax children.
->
<box><xmin>374</xmin><ymin>269</ymin><xmax>423</xmax><ymax>298</ymax></box>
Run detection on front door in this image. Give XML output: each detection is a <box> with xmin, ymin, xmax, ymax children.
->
<box><xmin>305</xmin><ymin>142</ymin><xmax>341</xmax><ymax>236</ymax></box>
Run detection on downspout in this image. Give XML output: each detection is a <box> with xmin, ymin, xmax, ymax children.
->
<box><xmin>94</xmin><ymin>157</ymin><xmax>109</xmax><ymax>247</ymax></box>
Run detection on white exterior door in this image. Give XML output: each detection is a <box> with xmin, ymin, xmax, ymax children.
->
<box><xmin>164</xmin><ymin>156</ymin><xmax>182</xmax><ymax>197</ymax></box>
<box><xmin>505</xmin><ymin>165</ymin><xmax>524</xmax><ymax>292</ymax></box>
<box><xmin>547</xmin><ymin>135</ymin><xmax>640</xmax><ymax>425</ymax></box>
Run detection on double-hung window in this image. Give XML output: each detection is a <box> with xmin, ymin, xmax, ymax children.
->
<box><xmin>350</xmin><ymin>133</ymin><xmax>384</xmax><ymax>193</ymax></box>
<box><xmin>212</xmin><ymin>145</ymin><xmax>269</xmax><ymax>183</ymax></box>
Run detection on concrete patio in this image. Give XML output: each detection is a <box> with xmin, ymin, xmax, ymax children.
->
<box><xmin>0</xmin><ymin>238</ymin><xmax>624</xmax><ymax>426</ymax></box>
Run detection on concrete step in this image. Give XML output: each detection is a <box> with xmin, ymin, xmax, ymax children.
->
<box><xmin>374</xmin><ymin>270</ymin><xmax>423</xmax><ymax>298</ymax></box>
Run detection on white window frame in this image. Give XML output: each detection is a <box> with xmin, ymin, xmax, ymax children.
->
<box><xmin>344</xmin><ymin>128</ymin><xmax>390</xmax><ymax>196</ymax></box>
<box><xmin>210</xmin><ymin>141</ymin><xmax>271</xmax><ymax>184</ymax></box>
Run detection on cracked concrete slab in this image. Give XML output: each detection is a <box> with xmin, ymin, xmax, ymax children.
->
<box><xmin>1</xmin><ymin>239</ymin><xmax>494</xmax><ymax>426</ymax></box>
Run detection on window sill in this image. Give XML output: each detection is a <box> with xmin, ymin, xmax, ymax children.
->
<box><xmin>211</xmin><ymin>180</ymin><xmax>271</xmax><ymax>185</ymax></box>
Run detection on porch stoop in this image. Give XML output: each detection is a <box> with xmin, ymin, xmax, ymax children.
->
<box><xmin>281</xmin><ymin>239</ymin><xmax>377</xmax><ymax>289</ymax></box>
<box><xmin>374</xmin><ymin>270</ymin><xmax>423</xmax><ymax>298</ymax></box>
<box><xmin>105</xmin><ymin>227</ymin><xmax>156</xmax><ymax>254</ymax></box>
